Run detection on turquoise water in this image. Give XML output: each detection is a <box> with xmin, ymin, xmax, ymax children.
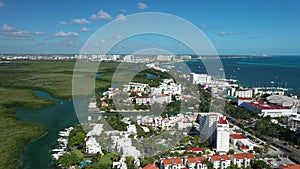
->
<box><xmin>16</xmin><ymin>91</ymin><xmax>79</xmax><ymax>169</ymax></box>
<box><xmin>184</xmin><ymin>56</ymin><xmax>300</xmax><ymax>95</ymax></box>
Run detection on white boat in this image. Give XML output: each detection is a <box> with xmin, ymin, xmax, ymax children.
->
<box><xmin>52</xmin><ymin>149</ymin><xmax>65</xmax><ymax>152</ymax></box>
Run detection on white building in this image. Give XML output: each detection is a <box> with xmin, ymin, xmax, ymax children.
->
<box><xmin>227</xmin><ymin>87</ymin><xmax>253</xmax><ymax>98</ymax></box>
<box><xmin>240</xmin><ymin>99</ymin><xmax>298</xmax><ymax>117</ymax></box>
<box><xmin>157</xmin><ymin>55</ymin><xmax>173</xmax><ymax>61</ymax></box>
<box><xmin>216</xmin><ymin>117</ymin><xmax>230</xmax><ymax>154</ymax></box>
<box><xmin>160</xmin><ymin>158</ymin><xmax>185</xmax><ymax>169</ymax></box>
<box><xmin>231</xmin><ymin>153</ymin><xmax>255</xmax><ymax>169</ymax></box>
<box><xmin>286</xmin><ymin>114</ymin><xmax>300</xmax><ymax>131</ymax></box>
<box><xmin>229</xmin><ymin>133</ymin><xmax>247</xmax><ymax>145</ymax></box>
<box><xmin>85</xmin><ymin>137</ymin><xmax>103</xmax><ymax>154</ymax></box>
<box><xmin>191</xmin><ymin>73</ymin><xmax>212</xmax><ymax>84</ymax></box>
<box><xmin>199</xmin><ymin>113</ymin><xmax>219</xmax><ymax>144</ymax></box>
<box><xmin>124</xmin><ymin>55</ymin><xmax>135</xmax><ymax>62</ymax></box>
<box><xmin>127</xmin><ymin>124</ymin><xmax>137</xmax><ymax>134</ymax></box>
<box><xmin>210</xmin><ymin>155</ymin><xmax>231</xmax><ymax>169</ymax></box>
<box><xmin>135</xmin><ymin>94</ymin><xmax>171</xmax><ymax>105</ymax></box>
<box><xmin>185</xmin><ymin>156</ymin><xmax>207</xmax><ymax>169</ymax></box>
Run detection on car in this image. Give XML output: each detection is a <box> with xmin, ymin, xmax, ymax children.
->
<box><xmin>276</xmin><ymin>159</ymin><xmax>282</xmax><ymax>161</ymax></box>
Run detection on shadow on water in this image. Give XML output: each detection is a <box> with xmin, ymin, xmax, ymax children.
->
<box><xmin>16</xmin><ymin>90</ymin><xmax>81</xmax><ymax>169</ymax></box>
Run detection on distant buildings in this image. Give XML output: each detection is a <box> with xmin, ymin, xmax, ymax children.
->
<box><xmin>191</xmin><ymin>73</ymin><xmax>212</xmax><ymax>85</ymax></box>
<box><xmin>227</xmin><ymin>87</ymin><xmax>253</xmax><ymax>98</ymax></box>
<box><xmin>157</xmin><ymin>55</ymin><xmax>173</xmax><ymax>62</ymax></box>
<box><xmin>135</xmin><ymin>94</ymin><xmax>172</xmax><ymax>105</ymax></box>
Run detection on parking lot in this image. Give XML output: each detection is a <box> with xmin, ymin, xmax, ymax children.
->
<box><xmin>263</xmin><ymin>156</ymin><xmax>295</xmax><ymax>168</ymax></box>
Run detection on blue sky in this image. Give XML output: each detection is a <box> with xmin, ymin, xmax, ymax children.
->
<box><xmin>0</xmin><ymin>0</ymin><xmax>300</xmax><ymax>55</ymax></box>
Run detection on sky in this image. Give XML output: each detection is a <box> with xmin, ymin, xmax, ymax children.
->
<box><xmin>0</xmin><ymin>0</ymin><xmax>300</xmax><ymax>55</ymax></box>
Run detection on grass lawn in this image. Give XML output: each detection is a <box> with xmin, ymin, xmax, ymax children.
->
<box><xmin>98</xmin><ymin>153</ymin><xmax>116</xmax><ymax>165</ymax></box>
<box><xmin>71</xmin><ymin>147</ymin><xmax>84</xmax><ymax>159</ymax></box>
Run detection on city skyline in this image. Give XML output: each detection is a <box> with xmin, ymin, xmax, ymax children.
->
<box><xmin>0</xmin><ymin>0</ymin><xmax>300</xmax><ymax>55</ymax></box>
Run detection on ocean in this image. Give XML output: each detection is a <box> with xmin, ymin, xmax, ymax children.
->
<box><xmin>185</xmin><ymin>56</ymin><xmax>300</xmax><ymax>95</ymax></box>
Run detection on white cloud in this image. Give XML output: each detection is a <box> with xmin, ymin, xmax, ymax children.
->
<box><xmin>72</xmin><ymin>18</ymin><xmax>91</xmax><ymax>24</ymax></box>
<box><xmin>218</xmin><ymin>31</ymin><xmax>235</xmax><ymax>36</ymax></box>
<box><xmin>1</xmin><ymin>24</ymin><xmax>15</xmax><ymax>31</ymax></box>
<box><xmin>78</xmin><ymin>27</ymin><xmax>90</xmax><ymax>32</ymax></box>
<box><xmin>137</xmin><ymin>2</ymin><xmax>148</xmax><ymax>9</ymax></box>
<box><xmin>200</xmin><ymin>24</ymin><xmax>220</xmax><ymax>30</ymax></box>
<box><xmin>112</xmin><ymin>34</ymin><xmax>123</xmax><ymax>40</ymax></box>
<box><xmin>91</xmin><ymin>10</ymin><xmax>112</xmax><ymax>20</ymax></box>
<box><xmin>100</xmin><ymin>39</ymin><xmax>107</xmax><ymax>43</ymax></box>
<box><xmin>33</xmin><ymin>31</ymin><xmax>45</xmax><ymax>35</ymax></box>
<box><xmin>10</xmin><ymin>31</ymin><xmax>31</xmax><ymax>37</ymax></box>
<box><xmin>115</xmin><ymin>14</ymin><xmax>127</xmax><ymax>21</ymax></box>
<box><xmin>52</xmin><ymin>31</ymin><xmax>79</xmax><ymax>37</ymax></box>
<box><xmin>0</xmin><ymin>1</ymin><xmax>5</xmax><ymax>8</ymax></box>
<box><xmin>59</xmin><ymin>21</ymin><xmax>68</xmax><ymax>25</ymax></box>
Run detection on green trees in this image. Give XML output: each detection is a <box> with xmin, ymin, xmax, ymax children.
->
<box><xmin>125</xmin><ymin>156</ymin><xmax>136</xmax><ymax>169</ymax></box>
<box><xmin>251</xmin><ymin>160</ymin><xmax>271</xmax><ymax>169</ymax></box>
<box><xmin>69</xmin><ymin>132</ymin><xmax>86</xmax><ymax>147</ymax></box>
<box><xmin>57</xmin><ymin>153</ymin><xmax>81</xmax><ymax>167</ymax></box>
<box><xmin>105</xmin><ymin>113</ymin><xmax>128</xmax><ymax>131</ymax></box>
<box><xmin>140</xmin><ymin>157</ymin><xmax>156</xmax><ymax>167</ymax></box>
<box><xmin>198</xmin><ymin>86</ymin><xmax>211</xmax><ymax>112</ymax></box>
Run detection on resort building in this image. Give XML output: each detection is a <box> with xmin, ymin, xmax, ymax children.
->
<box><xmin>85</xmin><ymin>137</ymin><xmax>103</xmax><ymax>154</ymax></box>
<box><xmin>191</xmin><ymin>73</ymin><xmax>212</xmax><ymax>84</ymax></box>
<box><xmin>216</xmin><ymin>117</ymin><xmax>230</xmax><ymax>154</ymax></box>
<box><xmin>240</xmin><ymin>98</ymin><xmax>298</xmax><ymax>117</ymax></box>
<box><xmin>210</xmin><ymin>155</ymin><xmax>231</xmax><ymax>169</ymax></box>
<box><xmin>227</xmin><ymin>87</ymin><xmax>253</xmax><ymax>98</ymax></box>
<box><xmin>285</xmin><ymin>114</ymin><xmax>300</xmax><ymax>131</ymax></box>
<box><xmin>231</xmin><ymin>153</ymin><xmax>255</xmax><ymax>168</ymax></box>
<box><xmin>199</xmin><ymin>113</ymin><xmax>230</xmax><ymax>154</ymax></box>
<box><xmin>160</xmin><ymin>158</ymin><xmax>185</xmax><ymax>169</ymax></box>
<box><xmin>185</xmin><ymin>156</ymin><xmax>207</xmax><ymax>169</ymax></box>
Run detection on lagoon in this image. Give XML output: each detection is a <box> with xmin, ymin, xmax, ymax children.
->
<box><xmin>16</xmin><ymin>90</ymin><xmax>79</xmax><ymax>169</ymax></box>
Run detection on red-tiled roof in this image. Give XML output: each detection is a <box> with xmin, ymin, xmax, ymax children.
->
<box><xmin>163</xmin><ymin>158</ymin><xmax>183</xmax><ymax>165</ymax></box>
<box><xmin>191</xmin><ymin>147</ymin><xmax>203</xmax><ymax>152</ymax></box>
<box><xmin>230</xmin><ymin>134</ymin><xmax>247</xmax><ymax>139</ymax></box>
<box><xmin>233</xmin><ymin>153</ymin><xmax>254</xmax><ymax>159</ymax></box>
<box><xmin>219</xmin><ymin>117</ymin><xmax>228</xmax><ymax>124</ymax></box>
<box><xmin>248</xmin><ymin>99</ymin><xmax>291</xmax><ymax>110</ymax></box>
<box><xmin>240</xmin><ymin>145</ymin><xmax>249</xmax><ymax>150</ymax></box>
<box><xmin>142</xmin><ymin>164</ymin><xmax>159</xmax><ymax>169</ymax></box>
<box><xmin>210</xmin><ymin>155</ymin><xmax>231</xmax><ymax>161</ymax></box>
<box><xmin>279</xmin><ymin>164</ymin><xmax>300</xmax><ymax>169</ymax></box>
<box><xmin>187</xmin><ymin>156</ymin><xmax>206</xmax><ymax>163</ymax></box>
<box><xmin>136</xmin><ymin>96</ymin><xmax>151</xmax><ymax>98</ymax></box>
